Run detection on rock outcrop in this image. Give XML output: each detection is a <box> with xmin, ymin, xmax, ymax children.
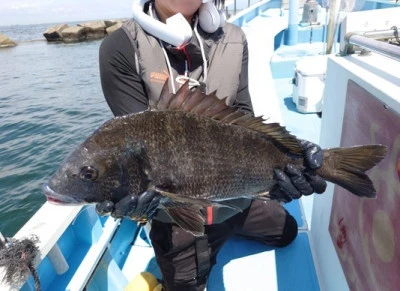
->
<box><xmin>43</xmin><ymin>24</ymin><xmax>68</xmax><ymax>42</ymax></box>
<box><xmin>106</xmin><ymin>21</ymin><xmax>123</xmax><ymax>35</ymax></box>
<box><xmin>0</xmin><ymin>34</ymin><xmax>17</xmax><ymax>48</ymax></box>
<box><xmin>105</xmin><ymin>20</ymin><xmax>119</xmax><ymax>27</ymax></box>
<box><xmin>61</xmin><ymin>26</ymin><xmax>87</xmax><ymax>43</ymax></box>
<box><xmin>78</xmin><ymin>21</ymin><xmax>106</xmax><ymax>40</ymax></box>
<box><xmin>43</xmin><ymin>19</ymin><xmax>126</xmax><ymax>43</ymax></box>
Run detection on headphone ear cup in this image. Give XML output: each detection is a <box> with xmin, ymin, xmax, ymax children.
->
<box><xmin>198</xmin><ymin>2</ymin><xmax>220</xmax><ymax>33</ymax></box>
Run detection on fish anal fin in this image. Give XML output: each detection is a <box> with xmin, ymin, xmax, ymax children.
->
<box><xmin>164</xmin><ymin>206</ymin><xmax>205</xmax><ymax>236</ymax></box>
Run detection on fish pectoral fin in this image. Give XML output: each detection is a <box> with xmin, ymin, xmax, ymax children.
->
<box><xmin>254</xmin><ymin>191</ymin><xmax>271</xmax><ymax>201</ymax></box>
<box><xmin>157</xmin><ymin>188</ymin><xmax>249</xmax><ymax>212</ymax></box>
<box><xmin>215</xmin><ymin>200</ymin><xmax>245</xmax><ymax>212</ymax></box>
<box><xmin>163</xmin><ymin>205</ymin><xmax>205</xmax><ymax>236</ymax></box>
<box><xmin>156</xmin><ymin>188</ymin><xmax>213</xmax><ymax>208</ymax></box>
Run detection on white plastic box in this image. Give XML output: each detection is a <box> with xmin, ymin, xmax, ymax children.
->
<box><xmin>292</xmin><ymin>55</ymin><xmax>328</xmax><ymax>113</ymax></box>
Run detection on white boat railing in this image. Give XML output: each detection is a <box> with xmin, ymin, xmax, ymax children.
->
<box><xmin>342</xmin><ymin>28</ymin><xmax>400</xmax><ymax>60</ymax></box>
<box><xmin>339</xmin><ymin>7</ymin><xmax>400</xmax><ymax>56</ymax></box>
<box><xmin>0</xmin><ymin>203</ymin><xmax>83</xmax><ymax>290</ymax></box>
<box><xmin>225</xmin><ymin>0</ymin><xmax>265</xmax><ymax>16</ymax></box>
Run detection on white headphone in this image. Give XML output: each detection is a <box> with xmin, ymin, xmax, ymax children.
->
<box><xmin>198</xmin><ymin>0</ymin><xmax>225</xmax><ymax>33</ymax></box>
<box><xmin>131</xmin><ymin>0</ymin><xmax>225</xmax><ymax>47</ymax></box>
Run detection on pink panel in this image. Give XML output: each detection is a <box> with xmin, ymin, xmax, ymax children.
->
<box><xmin>329</xmin><ymin>80</ymin><xmax>400</xmax><ymax>291</ymax></box>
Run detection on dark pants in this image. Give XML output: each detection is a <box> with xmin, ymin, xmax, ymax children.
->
<box><xmin>149</xmin><ymin>200</ymin><xmax>298</xmax><ymax>291</ymax></box>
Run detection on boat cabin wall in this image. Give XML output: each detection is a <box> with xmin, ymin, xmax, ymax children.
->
<box><xmin>312</xmin><ymin>33</ymin><xmax>400</xmax><ymax>291</ymax></box>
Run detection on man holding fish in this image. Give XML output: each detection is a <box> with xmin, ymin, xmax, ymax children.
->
<box><xmin>42</xmin><ymin>0</ymin><xmax>385</xmax><ymax>290</ymax></box>
<box><xmin>43</xmin><ymin>0</ymin><xmax>386</xmax><ymax>291</ymax></box>
<box><xmin>95</xmin><ymin>1</ymin><xmax>328</xmax><ymax>290</ymax></box>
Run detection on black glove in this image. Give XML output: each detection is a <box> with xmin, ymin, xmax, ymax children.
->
<box><xmin>95</xmin><ymin>190</ymin><xmax>161</xmax><ymax>222</ymax></box>
<box><xmin>270</xmin><ymin>139</ymin><xmax>327</xmax><ymax>202</ymax></box>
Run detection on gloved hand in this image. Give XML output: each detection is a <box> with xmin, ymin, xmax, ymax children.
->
<box><xmin>95</xmin><ymin>190</ymin><xmax>161</xmax><ymax>222</ymax></box>
<box><xmin>270</xmin><ymin>139</ymin><xmax>327</xmax><ymax>202</ymax></box>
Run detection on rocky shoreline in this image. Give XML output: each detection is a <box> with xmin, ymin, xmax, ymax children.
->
<box><xmin>43</xmin><ymin>20</ymin><xmax>125</xmax><ymax>43</ymax></box>
<box><xmin>0</xmin><ymin>19</ymin><xmax>126</xmax><ymax>48</ymax></box>
<box><xmin>0</xmin><ymin>34</ymin><xmax>17</xmax><ymax>48</ymax></box>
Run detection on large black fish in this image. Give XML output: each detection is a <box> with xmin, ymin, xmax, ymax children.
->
<box><xmin>43</xmin><ymin>82</ymin><xmax>387</xmax><ymax>235</ymax></box>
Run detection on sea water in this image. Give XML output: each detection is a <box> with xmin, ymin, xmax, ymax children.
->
<box><xmin>0</xmin><ymin>23</ymin><xmax>113</xmax><ymax>236</ymax></box>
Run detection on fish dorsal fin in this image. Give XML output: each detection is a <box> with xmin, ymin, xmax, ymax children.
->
<box><xmin>150</xmin><ymin>80</ymin><xmax>303</xmax><ymax>155</ymax></box>
<box><xmin>148</xmin><ymin>80</ymin><xmax>174</xmax><ymax>110</ymax></box>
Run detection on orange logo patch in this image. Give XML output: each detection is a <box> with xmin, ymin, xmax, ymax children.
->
<box><xmin>150</xmin><ymin>70</ymin><xmax>169</xmax><ymax>84</ymax></box>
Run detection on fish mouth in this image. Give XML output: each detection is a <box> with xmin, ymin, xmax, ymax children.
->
<box><xmin>42</xmin><ymin>184</ymin><xmax>85</xmax><ymax>205</ymax></box>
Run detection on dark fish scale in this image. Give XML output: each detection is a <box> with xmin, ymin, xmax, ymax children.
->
<box><xmin>113</xmin><ymin>110</ymin><xmax>293</xmax><ymax>201</ymax></box>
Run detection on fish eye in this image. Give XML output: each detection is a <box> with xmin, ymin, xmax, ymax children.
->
<box><xmin>80</xmin><ymin>166</ymin><xmax>99</xmax><ymax>182</ymax></box>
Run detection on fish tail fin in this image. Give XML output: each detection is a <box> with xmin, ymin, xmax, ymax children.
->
<box><xmin>317</xmin><ymin>145</ymin><xmax>387</xmax><ymax>198</ymax></box>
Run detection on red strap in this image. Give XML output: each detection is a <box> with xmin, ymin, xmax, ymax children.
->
<box><xmin>206</xmin><ymin>206</ymin><xmax>213</xmax><ymax>225</ymax></box>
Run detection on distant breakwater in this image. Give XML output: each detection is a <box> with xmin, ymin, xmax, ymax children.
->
<box><xmin>43</xmin><ymin>20</ymin><xmax>125</xmax><ymax>43</ymax></box>
<box><xmin>0</xmin><ymin>19</ymin><xmax>127</xmax><ymax>48</ymax></box>
<box><xmin>0</xmin><ymin>33</ymin><xmax>17</xmax><ymax>48</ymax></box>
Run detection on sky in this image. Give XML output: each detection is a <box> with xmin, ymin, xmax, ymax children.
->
<box><xmin>0</xmin><ymin>0</ymin><xmax>133</xmax><ymax>26</ymax></box>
